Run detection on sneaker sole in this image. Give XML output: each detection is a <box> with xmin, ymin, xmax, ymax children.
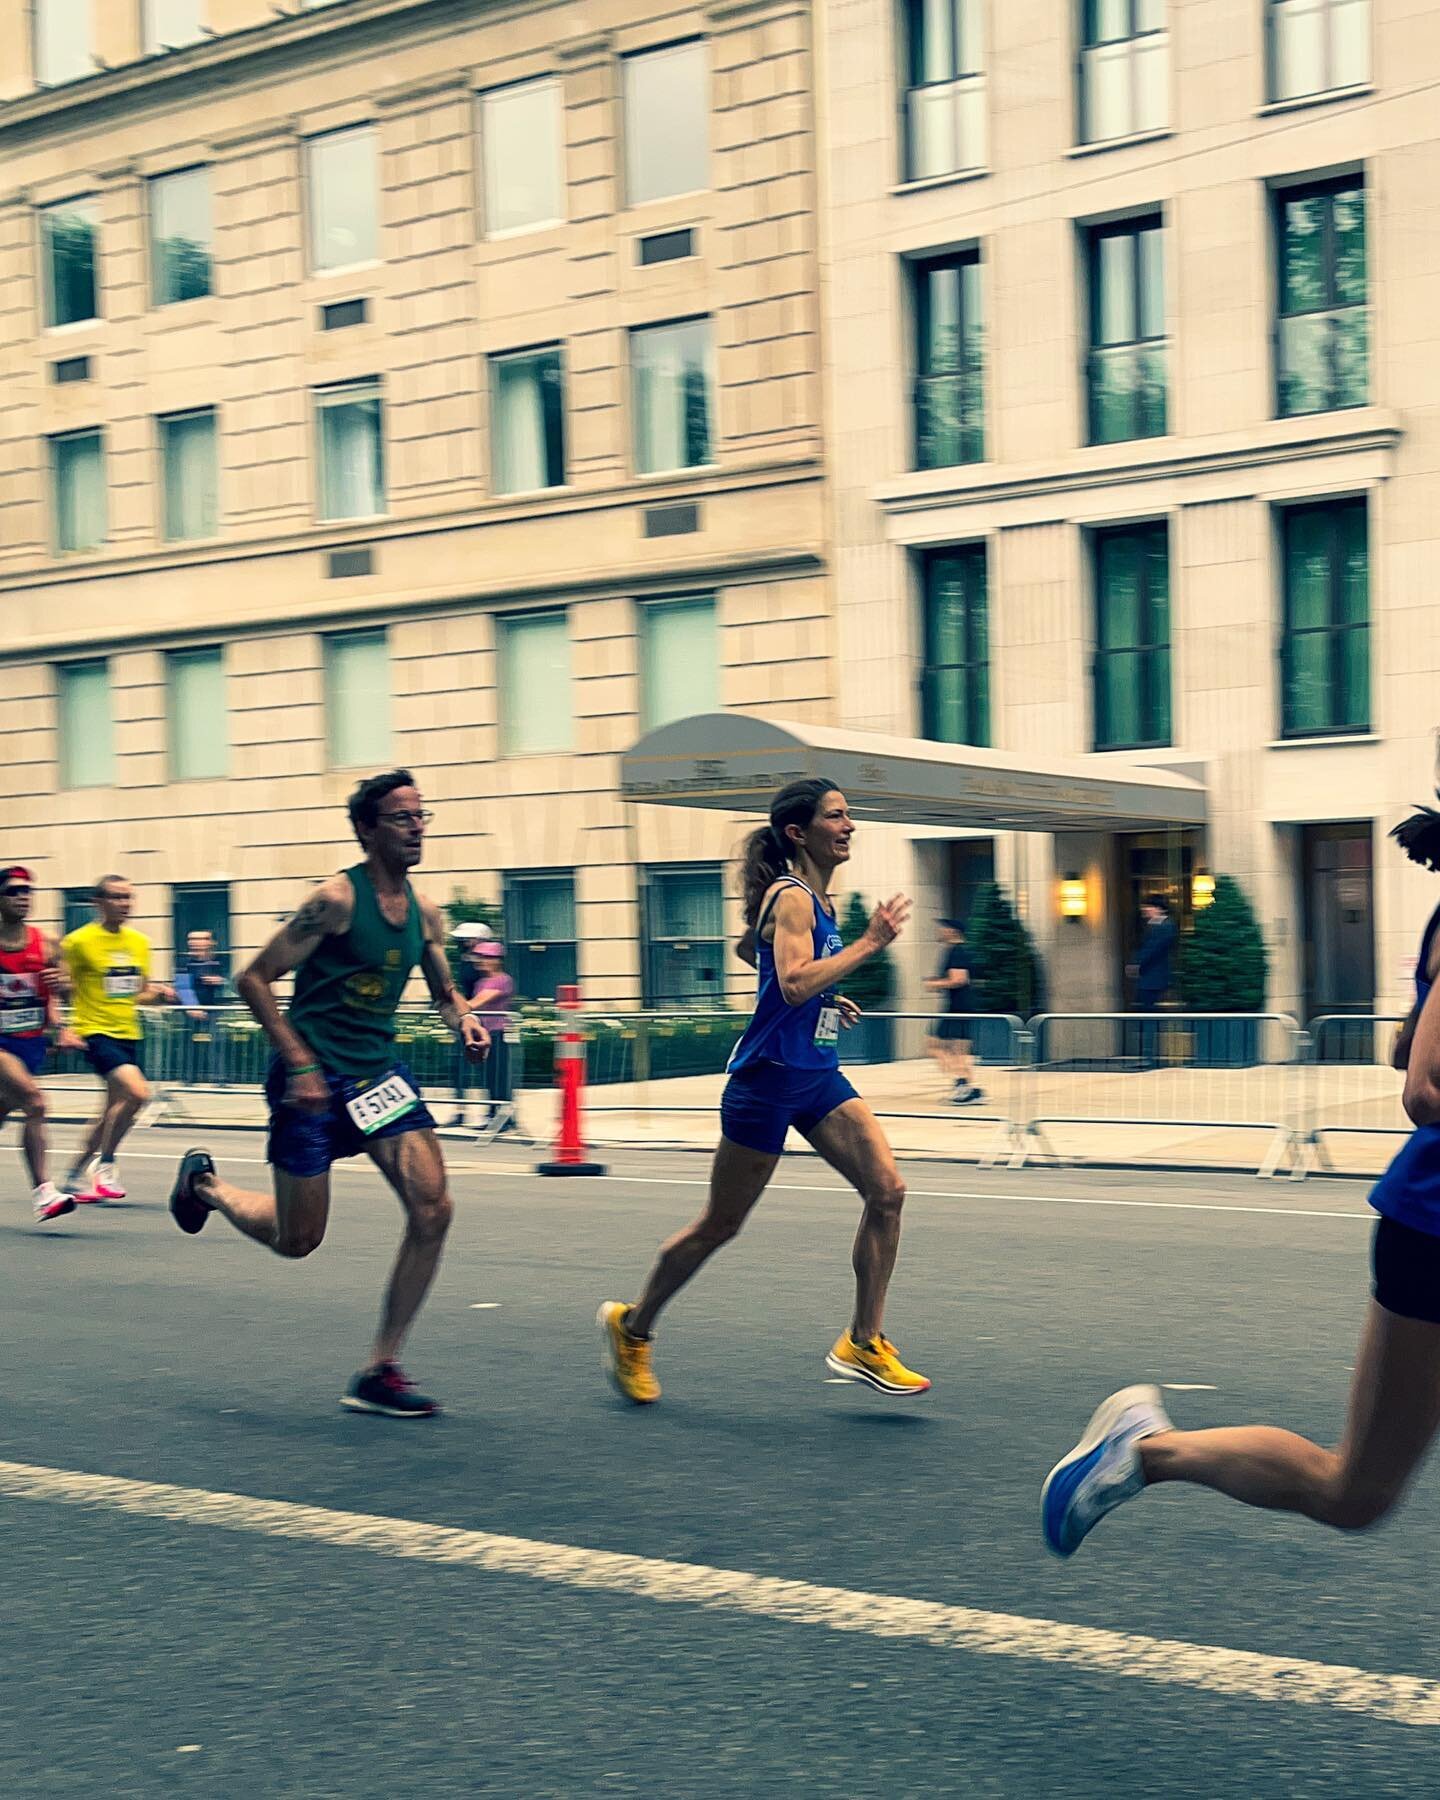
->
<box><xmin>339</xmin><ymin>1396</ymin><xmax>438</xmax><ymax>1419</ymax></box>
<box><xmin>35</xmin><ymin>1197</ymin><xmax>77</xmax><ymax>1223</ymax></box>
<box><xmin>824</xmin><ymin>1352</ymin><xmax>931</xmax><ymax>1396</ymax></box>
<box><xmin>169</xmin><ymin>1149</ymin><xmax>214</xmax><ymax>1236</ymax></box>
<box><xmin>1041</xmin><ymin>1382</ymin><xmax>1163</xmax><ymax>1558</ymax></box>
<box><xmin>596</xmin><ymin>1303</ymin><xmax>660</xmax><ymax>1404</ymax></box>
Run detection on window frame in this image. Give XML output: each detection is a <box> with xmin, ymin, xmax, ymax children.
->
<box><xmin>1273</xmin><ymin>174</ymin><xmax>1368</xmax><ymax>419</ymax></box>
<box><xmin>629</xmin><ymin>316</ymin><xmax>716</xmax><ymax>476</ymax></box>
<box><xmin>1085</xmin><ymin>212</ymin><xmax>1167</xmax><ymax>445</ymax></box>
<box><xmin>901</xmin><ymin>0</ymin><xmax>987</xmax><ymax>182</ymax></box>
<box><xmin>142</xmin><ymin>0</ymin><xmax>204</xmax><ymax>53</ymax></box>
<box><xmin>148</xmin><ymin>164</ymin><xmax>213</xmax><ymax>307</ymax></box>
<box><xmin>166</xmin><ymin>645</ymin><xmax>229</xmax><ymax>782</ymax></box>
<box><xmin>489</xmin><ymin>344</ymin><xmax>568</xmax><ymax>495</ymax></box>
<box><xmin>34</xmin><ymin>0</ymin><xmax>93</xmax><ymax>87</ymax></box>
<box><xmin>1077</xmin><ymin>0</ymin><xmax>1168</xmax><ymax>145</ymax></box>
<box><xmin>641</xmin><ymin>862</ymin><xmax>726</xmax><ymax>1009</ymax></box>
<box><xmin>478</xmin><ymin>76</ymin><xmax>566</xmax><ymax>239</ymax></box>
<box><xmin>622</xmin><ymin>39</ymin><xmax>710</xmax><ymax>208</ymax></box>
<box><xmin>1090</xmin><ymin>519</ymin><xmax>1172</xmax><ymax>752</ymax></box>
<box><xmin>497</xmin><ymin>610</ymin><xmax>574</xmax><ymax>757</ymax></box>
<box><xmin>40</xmin><ymin>195</ymin><xmax>100</xmax><ymax>330</ymax></box>
<box><xmin>158</xmin><ymin>406</ymin><xmax>220</xmax><ymax>543</ymax></box>
<box><xmin>911</xmin><ymin>247</ymin><xmax>986</xmax><ymax>470</ymax></box>
<box><xmin>638</xmin><ymin>594</ymin><xmax>720</xmax><ymax>732</ymax></box>
<box><xmin>314</xmin><ymin>378</ymin><xmax>386</xmax><ymax>522</ymax></box>
<box><xmin>322</xmin><ymin>626</ymin><xmax>392</xmax><ymax>769</ymax></box>
<box><xmin>503</xmin><ymin>871</ymin><xmax>579</xmax><ymax>1002</ymax></box>
<box><xmin>49</xmin><ymin>426</ymin><xmax>107</xmax><ymax>555</ymax></box>
<box><xmin>919</xmin><ymin>544</ymin><xmax>990</xmax><ymax>748</ymax></box>
<box><xmin>305</xmin><ymin>122</ymin><xmax>380</xmax><ymax>274</ymax></box>
<box><xmin>55</xmin><ymin>657</ymin><xmax>115</xmax><ymax>790</ymax></box>
<box><xmin>1279</xmin><ymin>497</ymin><xmax>1370</xmax><ymax>739</ymax></box>
<box><xmin>1265</xmin><ymin>0</ymin><xmax>1370</xmax><ymax>104</ymax></box>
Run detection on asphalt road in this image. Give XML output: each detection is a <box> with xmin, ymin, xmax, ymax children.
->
<box><xmin>0</xmin><ymin>1128</ymin><xmax>1433</xmax><ymax>1798</ymax></box>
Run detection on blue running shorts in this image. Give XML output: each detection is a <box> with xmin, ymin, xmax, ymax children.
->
<box><xmin>720</xmin><ymin>1060</ymin><xmax>859</xmax><ymax>1155</ymax></box>
<box><xmin>0</xmin><ymin>1035</ymin><xmax>47</xmax><ymax>1077</ymax></box>
<box><xmin>265</xmin><ymin>1056</ymin><xmax>436</xmax><ymax>1178</ymax></box>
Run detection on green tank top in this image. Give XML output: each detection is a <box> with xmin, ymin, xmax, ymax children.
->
<box><xmin>288</xmin><ymin>863</ymin><xmax>425</xmax><ymax>1080</ymax></box>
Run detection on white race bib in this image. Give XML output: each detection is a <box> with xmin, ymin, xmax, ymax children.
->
<box><xmin>344</xmin><ymin>1071</ymin><xmax>420</xmax><ymax>1136</ymax></box>
<box><xmin>813</xmin><ymin>1005</ymin><xmax>840</xmax><ymax>1048</ymax></box>
<box><xmin>103</xmin><ymin>972</ymin><xmax>142</xmax><ymax>998</ymax></box>
<box><xmin>2</xmin><ymin>1008</ymin><xmax>43</xmax><ymax>1034</ymax></box>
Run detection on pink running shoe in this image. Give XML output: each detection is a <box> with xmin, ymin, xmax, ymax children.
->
<box><xmin>81</xmin><ymin>1162</ymin><xmax>126</xmax><ymax>1203</ymax></box>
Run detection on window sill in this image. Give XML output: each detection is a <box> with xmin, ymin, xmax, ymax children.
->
<box><xmin>1066</xmin><ymin>127</ymin><xmax>1174</xmax><ymax>160</ymax></box>
<box><xmin>1258</xmin><ymin>84</ymin><xmax>1373</xmax><ymax>119</ymax></box>
<box><xmin>1266</xmin><ymin>733</ymin><xmax>1378</xmax><ymax>751</ymax></box>
<box><xmin>315</xmin><ymin>513</ymin><xmax>389</xmax><ymax>527</ymax></box>
<box><xmin>891</xmin><ymin>167</ymin><xmax>990</xmax><ymax>198</ymax></box>
<box><xmin>633</xmin><ymin>462</ymin><xmax>719</xmax><ymax>483</ymax></box>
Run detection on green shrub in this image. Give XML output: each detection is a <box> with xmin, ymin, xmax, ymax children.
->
<box><xmin>1177</xmin><ymin>874</ymin><xmax>1268</xmax><ymax>1012</ymax></box>
<box><xmin>839</xmin><ymin>892</ymin><xmax>894</xmax><ymax>1010</ymax></box>
<box><xmin>967</xmin><ymin>882</ymin><xmax>1041</xmax><ymax>1016</ymax></box>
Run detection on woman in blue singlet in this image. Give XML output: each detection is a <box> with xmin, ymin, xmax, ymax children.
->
<box><xmin>598</xmin><ymin>778</ymin><xmax>931</xmax><ymax>1403</ymax></box>
<box><xmin>1042</xmin><ymin>805</ymin><xmax>1440</xmax><ymax>1557</ymax></box>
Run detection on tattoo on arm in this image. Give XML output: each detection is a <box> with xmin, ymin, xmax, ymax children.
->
<box><xmin>289</xmin><ymin>895</ymin><xmax>332</xmax><ymax>938</ymax></box>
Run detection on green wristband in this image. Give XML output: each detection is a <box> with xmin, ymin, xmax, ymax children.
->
<box><xmin>288</xmin><ymin>1063</ymin><xmax>321</xmax><ymax>1077</ymax></box>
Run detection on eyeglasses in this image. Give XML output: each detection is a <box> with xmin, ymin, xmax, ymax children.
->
<box><xmin>378</xmin><ymin>809</ymin><xmax>433</xmax><ymax>828</ymax></box>
<box><xmin>2</xmin><ymin>885</ymin><xmax>31</xmax><ymax>897</ymax></box>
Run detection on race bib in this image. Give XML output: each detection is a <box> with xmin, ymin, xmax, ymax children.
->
<box><xmin>103</xmin><ymin>972</ymin><xmax>142</xmax><ymax>998</ymax></box>
<box><xmin>344</xmin><ymin>1071</ymin><xmax>420</xmax><ymax>1136</ymax></box>
<box><xmin>813</xmin><ymin>1005</ymin><xmax>840</xmax><ymax>1048</ymax></box>
<box><xmin>2</xmin><ymin>1008</ymin><xmax>43</xmax><ymax>1034</ymax></box>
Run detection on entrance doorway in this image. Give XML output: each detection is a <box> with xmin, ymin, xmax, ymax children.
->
<box><xmin>1116</xmin><ymin>830</ymin><xmax>1200</xmax><ymax>1005</ymax></box>
<box><xmin>1301</xmin><ymin>822</ymin><xmax>1374</xmax><ymax>1018</ymax></box>
<box><xmin>945</xmin><ymin>838</ymin><xmax>995</xmax><ymax>933</ymax></box>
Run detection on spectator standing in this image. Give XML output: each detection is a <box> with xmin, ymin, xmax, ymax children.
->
<box><xmin>175</xmin><ymin>929</ymin><xmax>228</xmax><ymax>1081</ymax></box>
<box><xmin>1130</xmin><ymin>895</ymin><xmax>1178</xmax><ymax>1067</ymax></box>
<box><xmin>448</xmin><ymin>928</ymin><xmax>517</xmax><ymax>1128</ymax></box>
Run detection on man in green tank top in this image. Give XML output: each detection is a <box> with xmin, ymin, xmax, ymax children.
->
<box><xmin>166</xmin><ymin>770</ymin><xmax>489</xmax><ymax>1418</ymax></box>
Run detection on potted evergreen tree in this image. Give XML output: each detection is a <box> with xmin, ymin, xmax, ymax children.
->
<box><xmin>1177</xmin><ymin>874</ymin><xmax>1269</xmax><ymax>1067</ymax></box>
<box><xmin>966</xmin><ymin>882</ymin><xmax>1042</xmax><ymax>1058</ymax></box>
<box><xmin>838</xmin><ymin>892</ymin><xmax>896</xmax><ymax>1065</ymax></box>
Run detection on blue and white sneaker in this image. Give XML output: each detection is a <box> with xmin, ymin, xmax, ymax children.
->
<box><xmin>1042</xmin><ymin>1383</ymin><xmax>1173</xmax><ymax>1558</ymax></box>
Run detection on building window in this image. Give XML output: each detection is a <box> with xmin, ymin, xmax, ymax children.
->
<box><xmin>624</xmin><ymin>41</ymin><xmax>709</xmax><ymax>206</ymax></box>
<box><xmin>498</xmin><ymin>612</ymin><xmax>573</xmax><ymax>756</ymax></box>
<box><xmin>1092</xmin><ymin>522</ymin><xmax>1171</xmax><ymax>750</ymax></box>
<box><xmin>913</xmin><ymin>251</ymin><xmax>985</xmax><ymax>469</ymax></box>
<box><xmin>1276</xmin><ymin>178</ymin><xmax>1367</xmax><ymax>418</ymax></box>
<box><xmin>903</xmin><ymin>0</ymin><xmax>985</xmax><ymax>181</ymax></box>
<box><xmin>640</xmin><ymin>596</ymin><xmax>719</xmax><ymax>731</ymax></box>
<box><xmin>51</xmin><ymin>430</ymin><xmax>106</xmax><ymax>554</ymax></box>
<box><xmin>1079</xmin><ymin>0</ymin><xmax>1168</xmax><ymax>144</ymax></box>
<box><xmin>323</xmin><ymin>629</ymin><xmax>391</xmax><ymax>768</ymax></box>
<box><xmin>307</xmin><ymin>124</ymin><xmax>378</xmax><ymax>271</ymax></box>
<box><xmin>150</xmin><ymin>166</ymin><xmax>211</xmax><ymax>304</ymax></box>
<box><xmin>160</xmin><ymin>409</ymin><xmax>219</xmax><ymax>541</ymax></box>
<box><xmin>167</xmin><ymin>648</ymin><xmax>228</xmax><ymax>781</ymax></box>
<box><xmin>481</xmin><ymin>79</ymin><xmax>564</xmax><ymax>236</ymax></box>
<box><xmin>921</xmin><ymin>546</ymin><xmax>989</xmax><ymax>747</ymax></box>
<box><xmin>491</xmin><ymin>348</ymin><xmax>566</xmax><ymax>493</ymax></box>
<box><xmin>143</xmin><ymin>0</ymin><xmax>203</xmax><ymax>51</ymax></box>
<box><xmin>1267</xmin><ymin>0</ymin><xmax>1368</xmax><ymax>102</ymax></box>
<box><xmin>1087</xmin><ymin>215</ymin><xmax>1166</xmax><ymax>444</ymax></box>
<box><xmin>35</xmin><ymin>0</ymin><xmax>92</xmax><ymax>85</ymax></box>
<box><xmin>1281</xmin><ymin>499</ymin><xmax>1368</xmax><ymax>737</ymax></box>
<box><xmin>172</xmin><ymin>883</ymin><xmax>232</xmax><ymax>993</ymax></box>
<box><xmin>316</xmin><ymin>380</ymin><xmax>384</xmax><ymax>520</ymax></box>
<box><xmin>644</xmin><ymin>865</ymin><xmax>725</xmax><ymax>1007</ymax></box>
<box><xmin>42</xmin><ymin>198</ymin><xmax>98</xmax><ymax>328</ymax></box>
<box><xmin>631</xmin><ymin>319</ymin><xmax>713</xmax><ymax>474</ymax></box>
<box><xmin>56</xmin><ymin>659</ymin><xmax>114</xmax><ymax>789</ymax></box>
<box><xmin>62</xmin><ymin>887</ymin><xmax>95</xmax><ymax>937</ymax></box>
<box><xmin>504</xmin><ymin>873</ymin><xmax>578</xmax><ymax>1002</ymax></box>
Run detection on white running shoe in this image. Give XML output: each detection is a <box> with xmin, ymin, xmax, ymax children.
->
<box><xmin>1042</xmin><ymin>1383</ymin><xmax>1173</xmax><ymax>1558</ymax></box>
<box><xmin>91</xmin><ymin>1161</ymin><xmax>126</xmax><ymax>1201</ymax></box>
<box><xmin>33</xmin><ymin>1182</ymin><xmax>76</xmax><ymax>1223</ymax></box>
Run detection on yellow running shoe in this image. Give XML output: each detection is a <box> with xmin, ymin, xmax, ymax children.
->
<box><xmin>825</xmin><ymin>1332</ymin><xmax>931</xmax><ymax>1396</ymax></box>
<box><xmin>597</xmin><ymin>1301</ymin><xmax>661</xmax><ymax>1404</ymax></box>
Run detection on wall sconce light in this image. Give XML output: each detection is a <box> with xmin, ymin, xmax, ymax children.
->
<box><xmin>1192</xmin><ymin>869</ymin><xmax>1216</xmax><ymax>910</ymax></box>
<box><xmin>1058</xmin><ymin>873</ymin><xmax>1088</xmax><ymax>920</ymax></box>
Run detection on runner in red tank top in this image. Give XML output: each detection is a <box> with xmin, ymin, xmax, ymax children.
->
<box><xmin>0</xmin><ymin>867</ymin><xmax>82</xmax><ymax>1222</ymax></box>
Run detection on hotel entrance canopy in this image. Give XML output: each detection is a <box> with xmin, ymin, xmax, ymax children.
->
<box><xmin>621</xmin><ymin>714</ymin><xmax>1206</xmax><ymax>832</ymax></box>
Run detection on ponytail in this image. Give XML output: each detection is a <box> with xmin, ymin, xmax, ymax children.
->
<box><xmin>1392</xmin><ymin>806</ymin><xmax>1440</xmax><ymax>873</ymax></box>
<box><xmin>740</xmin><ymin>825</ymin><xmax>789</xmax><ymax>929</ymax></box>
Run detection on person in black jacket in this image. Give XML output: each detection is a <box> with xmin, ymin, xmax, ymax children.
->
<box><xmin>1129</xmin><ymin>895</ymin><xmax>1177</xmax><ymax>1067</ymax></box>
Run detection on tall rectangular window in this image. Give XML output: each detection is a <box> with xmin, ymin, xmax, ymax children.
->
<box><xmin>481</xmin><ymin>79</ymin><xmax>564</xmax><ymax>236</ymax></box>
<box><xmin>172</xmin><ymin>883</ymin><xmax>232</xmax><ymax>979</ymax></box>
<box><xmin>160</xmin><ymin>409</ymin><xmax>219</xmax><ymax>541</ymax></box>
<box><xmin>903</xmin><ymin>0</ymin><xmax>985</xmax><ymax>181</ymax></box>
<box><xmin>913</xmin><ymin>251</ymin><xmax>985</xmax><ymax>468</ymax></box>
<box><xmin>307</xmin><ymin>124</ymin><xmax>378</xmax><ymax>271</ymax></box>
<box><xmin>498</xmin><ymin>613</ymin><xmax>573</xmax><ymax>756</ymax></box>
<box><xmin>56</xmin><ymin>659</ymin><xmax>114</xmax><ymax>789</ymax></box>
<box><xmin>491</xmin><ymin>348</ymin><xmax>566</xmax><ymax>493</ymax></box>
<box><xmin>150</xmin><ymin>166</ymin><xmax>212</xmax><ymax>305</ymax></box>
<box><xmin>51</xmin><ymin>430</ymin><xmax>106</xmax><ymax>554</ymax></box>
<box><xmin>42</xmin><ymin>199</ymin><xmax>98</xmax><ymax>328</ymax></box>
<box><xmin>1087</xmin><ymin>216</ymin><xmax>1166</xmax><ymax>444</ymax></box>
<box><xmin>624</xmin><ymin>41</ymin><xmax>709</xmax><ymax>205</ymax></box>
<box><xmin>640</xmin><ymin>597</ymin><xmax>719</xmax><ymax>731</ymax></box>
<box><xmin>1268</xmin><ymin>0</ymin><xmax>1369</xmax><ymax>101</ymax></box>
<box><xmin>631</xmin><ymin>319</ymin><xmax>713</xmax><ymax>474</ymax></box>
<box><xmin>167</xmin><ymin>648</ymin><xmax>228</xmax><ymax>781</ymax></box>
<box><xmin>63</xmin><ymin>888</ymin><xmax>95</xmax><ymax>938</ymax></box>
<box><xmin>1276</xmin><ymin>178</ymin><xmax>1367</xmax><ymax>418</ymax></box>
<box><xmin>323</xmin><ymin>629</ymin><xmax>392</xmax><ymax>768</ymax></box>
<box><xmin>1079</xmin><ymin>0</ymin><xmax>1168</xmax><ymax>144</ymax></box>
<box><xmin>921</xmin><ymin>546</ymin><xmax>989</xmax><ymax>747</ymax></box>
<box><xmin>644</xmin><ymin>865</ymin><xmax>725</xmax><ymax>1007</ymax></box>
<box><xmin>504</xmin><ymin>873</ymin><xmax>577</xmax><ymax>1001</ymax></box>
<box><xmin>1281</xmin><ymin>499</ymin><xmax>1368</xmax><ymax>737</ymax></box>
<box><xmin>1092</xmin><ymin>522</ymin><xmax>1171</xmax><ymax>750</ymax></box>
<box><xmin>143</xmin><ymin>0</ymin><xmax>203</xmax><ymax>51</ymax></box>
<box><xmin>35</xmin><ymin>0</ymin><xmax>92</xmax><ymax>85</ymax></box>
<box><xmin>316</xmin><ymin>380</ymin><xmax>385</xmax><ymax>520</ymax></box>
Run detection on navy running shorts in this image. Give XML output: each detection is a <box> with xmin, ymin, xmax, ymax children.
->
<box><xmin>1372</xmin><ymin>1215</ymin><xmax>1440</xmax><ymax>1325</ymax></box>
<box><xmin>720</xmin><ymin>1061</ymin><xmax>860</xmax><ymax>1156</ymax></box>
<box><xmin>929</xmin><ymin>1016</ymin><xmax>972</xmax><ymax>1042</ymax></box>
<box><xmin>264</xmin><ymin>1056</ymin><xmax>435</xmax><ymax>1178</ymax></box>
<box><xmin>83</xmin><ymin>1035</ymin><xmax>144</xmax><ymax>1078</ymax></box>
<box><xmin>0</xmin><ymin>1035</ymin><xmax>47</xmax><ymax>1078</ymax></box>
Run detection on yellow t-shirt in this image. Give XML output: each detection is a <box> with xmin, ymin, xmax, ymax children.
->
<box><xmin>62</xmin><ymin>923</ymin><xmax>152</xmax><ymax>1040</ymax></box>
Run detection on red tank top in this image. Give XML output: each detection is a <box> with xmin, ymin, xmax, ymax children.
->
<box><xmin>0</xmin><ymin>927</ymin><xmax>47</xmax><ymax>1038</ymax></box>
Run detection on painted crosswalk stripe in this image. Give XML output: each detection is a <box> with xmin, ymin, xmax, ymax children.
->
<box><xmin>0</xmin><ymin>1457</ymin><xmax>1434</xmax><ymax>1725</ymax></box>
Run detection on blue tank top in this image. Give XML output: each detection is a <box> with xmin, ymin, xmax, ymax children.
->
<box><xmin>727</xmin><ymin>877</ymin><xmax>845</xmax><ymax>1074</ymax></box>
<box><xmin>1370</xmin><ymin>905</ymin><xmax>1440</xmax><ymax>1234</ymax></box>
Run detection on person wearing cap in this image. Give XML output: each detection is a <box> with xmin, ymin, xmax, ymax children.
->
<box><xmin>448</xmin><ymin>927</ymin><xmax>516</xmax><ymax>1128</ymax></box>
<box><xmin>0</xmin><ymin>866</ymin><xmax>84</xmax><ymax>1221</ymax></box>
<box><xmin>924</xmin><ymin>917</ymin><xmax>984</xmax><ymax>1106</ymax></box>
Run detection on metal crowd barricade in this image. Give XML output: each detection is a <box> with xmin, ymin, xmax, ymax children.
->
<box><xmin>1296</xmin><ymin>1014</ymin><xmax>1409</xmax><ymax>1180</ymax></box>
<box><xmin>1016</xmin><ymin>1012</ymin><xmax>1307</xmax><ymax>1176</ymax></box>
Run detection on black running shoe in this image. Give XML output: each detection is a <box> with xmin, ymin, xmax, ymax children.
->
<box><xmin>341</xmin><ymin>1363</ymin><xmax>439</xmax><ymax>1418</ymax></box>
<box><xmin>169</xmin><ymin>1148</ymin><xmax>216</xmax><ymax>1235</ymax></box>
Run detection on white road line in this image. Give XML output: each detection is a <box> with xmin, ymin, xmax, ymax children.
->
<box><xmin>0</xmin><ymin>1457</ymin><xmax>1432</xmax><ymax>1727</ymax></box>
<box><xmin>39</xmin><ymin>1140</ymin><xmax>1372</xmax><ymax>1222</ymax></box>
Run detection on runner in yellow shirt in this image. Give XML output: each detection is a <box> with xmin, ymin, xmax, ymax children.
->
<box><xmin>61</xmin><ymin>875</ymin><xmax>176</xmax><ymax>1202</ymax></box>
